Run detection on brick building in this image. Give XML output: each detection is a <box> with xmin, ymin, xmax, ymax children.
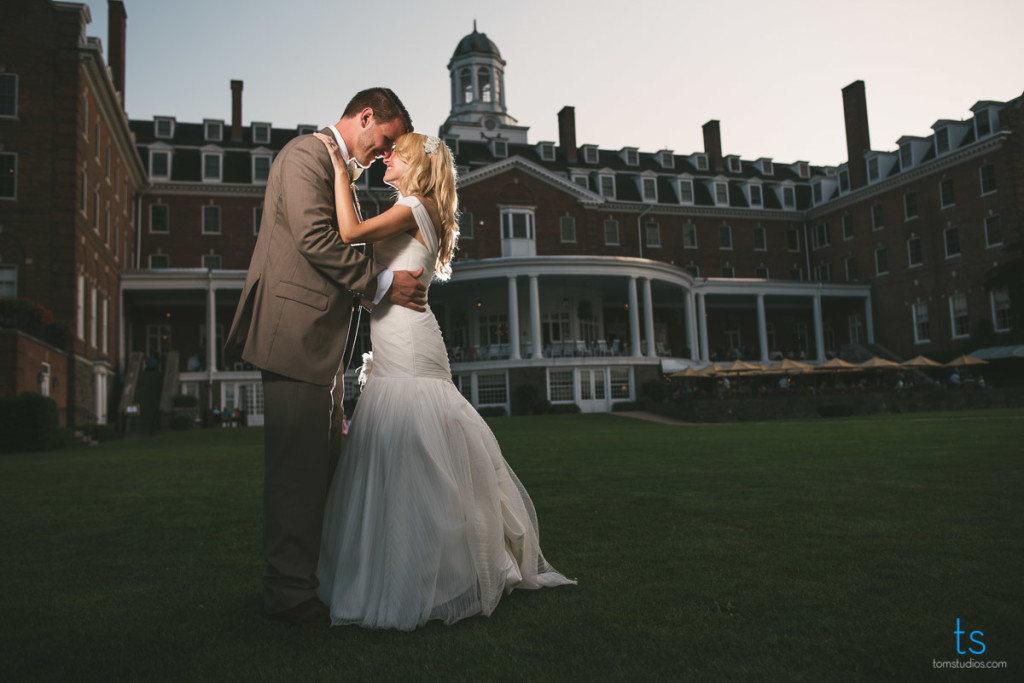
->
<box><xmin>1</xmin><ymin>0</ymin><xmax>145</xmax><ymax>426</ymax></box>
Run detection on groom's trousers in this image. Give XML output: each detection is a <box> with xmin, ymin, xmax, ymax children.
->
<box><xmin>260</xmin><ymin>369</ymin><xmax>342</xmax><ymax>614</ymax></box>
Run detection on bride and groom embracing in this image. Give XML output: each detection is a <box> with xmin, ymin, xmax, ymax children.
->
<box><xmin>225</xmin><ymin>87</ymin><xmax>574</xmax><ymax>630</ymax></box>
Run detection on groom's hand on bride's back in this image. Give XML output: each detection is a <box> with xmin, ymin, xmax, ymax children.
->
<box><xmin>390</xmin><ymin>267</ymin><xmax>427</xmax><ymax>311</ymax></box>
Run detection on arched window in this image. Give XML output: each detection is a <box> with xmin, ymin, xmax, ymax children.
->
<box><xmin>478</xmin><ymin>67</ymin><xmax>492</xmax><ymax>103</ymax></box>
<box><xmin>460</xmin><ymin>68</ymin><xmax>473</xmax><ymax>104</ymax></box>
<box><xmin>494</xmin><ymin>71</ymin><xmax>502</xmax><ymax>106</ymax></box>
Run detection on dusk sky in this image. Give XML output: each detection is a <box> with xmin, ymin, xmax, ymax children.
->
<box><xmin>84</xmin><ymin>0</ymin><xmax>1024</xmax><ymax>167</ymax></box>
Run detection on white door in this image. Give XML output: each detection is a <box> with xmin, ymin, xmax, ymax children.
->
<box><xmin>578</xmin><ymin>368</ymin><xmax>610</xmax><ymax>413</ymax></box>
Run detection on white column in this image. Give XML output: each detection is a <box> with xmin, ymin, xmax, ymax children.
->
<box><xmin>697</xmin><ymin>293</ymin><xmax>709</xmax><ymax>363</ymax></box>
<box><xmin>813</xmin><ymin>291</ymin><xmax>825</xmax><ymax>362</ymax></box>
<box><xmin>628</xmin><ymin>277</ymin><xmax>641</xmax><ymax>357</ymax></box>
<box><xmin>529</xmin><ymin>275</ymin><xmax>543</xmax><ymax>359</ymax></box>
<box><xmin>864</xmin><ymin>294</ymin><xmax>875</xmax><ymax>344</ymax></box>
<box><xmin>507</xmin><ymin>275</ymin><xmax>521</xmax><ymax>360</ymax></box>
<box><xmin>642</xmin><ymin>278</ymin><xmax>656</xmax><ymax>356</ymax></box>
<box><xmin>686</xmin><ymin>290</ymin><xmax>699</xmax><ymax>362</ymax></box>
<box><xmin>206</xmin><ymin>276</ymin><xmax>217</xmax><ymax>372</ymax></box>
<box><xmin>757</xmin><ymin>294</ymin><xmax>769</xmax><ymax>363</ymax></box>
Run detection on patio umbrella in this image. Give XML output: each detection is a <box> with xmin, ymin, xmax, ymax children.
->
<box><xmin>858</xmin><ymin>356</ymin><xmax>901</xmax><ymax>370</ymax></box>
<box><xmin>813</xmin><ymin>357</ymin><xmax>861</xmax><ymax>372</ymax></box>
<box><xmin>716</xmin><ymin>359</ymin><xmax>762</xmax><ymax>374</ymax></box>
<box><xmin>670</xmin><ymin>366</ymin><xmax>707</xmax><ymax>378</ymax></box>
<box><xmin>760</xmin><ymin>358</ymin><xmax>813</xmax><ymax>375</ymax></box>
<box><xmin>901</xmin><ymin>354</ymin><xmax>942</xmax><ymax>368</ymax></box>
<box><xmin>944</xmin><ymin>354</ymin><xmax>989</xmax><ymax>367</ymax></box>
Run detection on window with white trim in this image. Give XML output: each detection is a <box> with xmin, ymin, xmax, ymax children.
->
<box><xmin>0</xmin><ymin>265</ymin><xmax>16</xmax><ymax>298</ymax></box>
<box><xmin>297</xmin><ymin>125</ymin><xmax>316</xmax><ymax>136</ymax></box>
<box><xmin>154</xmin><ymin>117</ymin><xmax>174</xmax><ymax>139</ymax></box>
<box><xmin>76</xmin><ymin>274</ymin><xmax>84</xmax><ymax>338</ymax></box>
<box><xmin>641</xmin><ymin>176</ymin><xmax>657</xmax><ymax>202</ymax></box>
<box><xmin>583</xmin><ymin>146</ymin><xmax>599</xmax><ymax>164</ymax></box>
<box><xmin>991</xmin><ymin>289</ymin><xmax>1011</xmax><ymax>332</ymax></box>
<box><xmin>0</xmin><ymin>153</ymin><xmax>16</xmax><ymax>199</ymax></box>
<box><xmin>949</xmin><ymin>293</ymin><xmax>969</xmax><ymax>339</ymax></box>
<box><xmin>790</xmin><ymin>267</ymin><xmax>804</xmax><ymax>281</ymax></box>
<box><xmin>477</xmin><ymin>373</ymin><xmax>508</xmax><ymax>405</ymax></box>
<box><xmin>875</xmin><ymin>247</ymin><xmax>888</xmax><ymax>275</ymax></box>
<box><xmin>678</xmin><ymin>179</ymin><xmax>694</xmax><ymax>204</ymax></box>
<box><xmin>89</xmin><ymin>286</ymin><xmax>97</xmax><ymax>348</ymax></box>
<box><xmin>538</xmin><ymin>143</ymin><xmax>555</xmax><ymax>161</ymax></box>
<box><xmin>812</xmin><ymin>183</ymin><xmax>823</xmax><ymax>204</ymax></box>
<box><xmin>695</xmin><ymin>154</ymin><xmax>708</xmax><ymax>171</ymax></box>
<box><xmin>753</xmin><ymin>226</ymin><xmax>766</xmax><ymax>251</ymax></box>
<box><xmin>904</xmin><ymin>192</ymin><xmax>918</xmax><ymax>220</ymax></box>
<box><xmin>685</xmin><ymin>264</ymin><xmax>699</xmax><ymax>277</ymax></box>
<box><xmin>722</xmin><ymin>265</ymin><xmax>735</xmax><ymax>278</ymax></box>
<box><xmin>845</xmin><ymin>256</ymin><xmax>857</xmax><ymax>281</ymax></box>
<box><xmin>940</xmin><ymin>178</ymin><xmax>955</xmax><ymax>208</ymax></box>
<box><xmin>871</xmin><ymin>203</ymin><xmax>884</xmax><ymax>230</ymax></box>
<box><xmin>150</xmin><ymin>150</ymin><xmax>170</xmax><ymax>179</ymax></box>
<box><xmin>867</xmin><ymin>157</ymin><xmax>879</xmax><ymax>182</ymax></box>
<box><xmin>979</xmin><ymin>164</ymin><xmax>996</xmax><ymax>195</ymax></box>
<box><xmin>204</xmin><ymin>120</ymin><xmax>223</xmax><ymax>142</ymax></box>
<box><xmin>149</xmin><ymin>253</ymin><xmax>169</xmax><ymax>268</ymax></box>
<box><xmin>935</xmin><ymin>127</ymin><xmax>950</xmax><ymax>154</ymax></box>
<box><xmin>787</xmin><ymin>228</ymin><xmax>800</xmax><ymax>252</ymax></box>
<box><xmin>907</xmin><ymin>236</ymin><xmax>923</xmax><ymax>267</ymax></box>
<box><xmin>645</xmin><ymin>221</ymin><xmax>660</xmax><ymax>248</ymax></box>
<box><xmin>560</xmin><ymin>216</ymin><xmax>576</xmax><ymax>243</ymax></box>
<box><xmin>604</xmin><ymin>219</ymin><xmax>619</xmax><ymax>245</ymax></box>
<box><xmin>203</xmin><ymin>152</ymin><xmax>223</xmax><ymax>182</ymax></box>
<box><xmin>812</xmin><ymin>222</ymin><xmax>830</xmax><ymax>250</ymax></box>
<box><xmin>252</xmin><ymin>154</ymin><xmax>272</xmax><ymax>184</ymax></box>
<box><xmin>944</xmin><ymin>227</ymin><xmax>960</xmax><ymax>258</ymax></box>
<box><xmin>797</xmin><ymin>162</ymin><xmax>809</xmax><ymax>178</ymax></box>
<box><xmin>975</xmin><ymin>110</ymin><xmax>992</xmax><ymax>138</ymax></box>
<box><xmin>761</xmin><ymin>159</ymin><xmax>773</xmax><ymax>175</ymax></box>
<box><xmin>202</xmin><ymin>254</ymin><xmax>222</xmax><ymax>269</ymax></box>
<box><xmin>782</xmin><ymin>186</ymin><xmax>795</xmax><ymax>209</ymax></box>
<box><xmin>458</xmin><ymin>212</ymin><xmax>473</xmax><ymax>239</ymax></box>
<box><xmin>571</xmin><ymin>173</ymin><xmax>588</xmax><ymax>189</ymax></box>
<box><xmin>599</xmin><ymin>174</ymin><xmax>615</xmax><ymax>199</ymax></box>
<box><xmin>252</xmin><ymin>123</ymin><xmax>271</xmax><ymax>144</ymax></box>
<box><xmin>500</xmin><ymin>207</ymin><xmax>535</xmax><ymax>256</ymax></box>
<box><xmin>714</xmin><ymin>181</ymin><xmax>728</xmax><ymax>206</ymax></box>
<box><xmin>718</xmin><ymin>225</ymin><xmax>732</xmax><ymax>250</ymax></box>
<box><xmin>491</xmin><ymin>140</ymin><xmax>507</xmax><ymax>158</ymax></box>
<box><xmin>548</xmin><ymin>370</ymin><xmax>575</xmax><ymax>402</ymax></box>
<box><xmin>912</xmin><ymin>301</ymin><xmax>930</xmax><ymax>343</ymax></box>
<box><xmin>749</xmin><ymin>184</ymin><xmax>763</xmax><ymax>207</ymax></box>
<box><xmin>683</xmin><ymin>222</ymin><xmax>697</xmax><ymax>249</ymax></box>
<box><xmin>100</xmin><ymin>296</ymin><xmax>109</xmax><ymax>354</ymax></box>
<box><xmin>203</xmin><ymin>205</ymin><xmax>221</xmax><ymax>234</ymax></box>
<box><xmin>900</xmin><ymin>143</ymin><xmax>913</xmax><ymax>170</ymax></box>
<box><xmin>755</xmin><ymin>266</ymin><xmax>769</xmax><ymax>279</ymax></box>
<box><xmin>623</xmin><ymin>148</ymin><xmax>639</xmax><ymax>166</ymax></box>
<box><xmin>984</xmin><ymin>215</ymin><xmax>1001</xmax><ymax>247</ymax></box>
<box><xmin>610</xmin><ymin>368</ymin><xmax>632</xmax><ymax>399</ymax></box>
<box><xmin>842</xmin><ymin>214</ymin><xmax>854</xmax><ymax>240</ymax></box>
<box><xmin>727</xmin><ymin>156</ymin><xmax>741</xmax><ymax>173</ymax></box>
<box><xmin>660</xmin><ymin>151</ymin><xmax>674</xmax><ymax>168</ymax></box>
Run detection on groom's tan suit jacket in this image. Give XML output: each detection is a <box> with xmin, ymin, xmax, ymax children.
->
<box><xmin>225</xmin><ymin>128</ymin><xmax>383</xmax><ymax>385</ymax></box>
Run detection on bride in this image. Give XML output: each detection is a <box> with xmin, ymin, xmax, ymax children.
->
<box><xmin>313</xmin><ymin>131</ymin><xmax>574</xmax><ymax>630</ymax></box>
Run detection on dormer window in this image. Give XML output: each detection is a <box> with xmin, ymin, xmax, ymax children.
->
<box><xmin>839</xmin><ymin>168</ymin><xmax>850</xmax><ymax>192</ymax></box>
<box><xmin>202</xmin><ymin>148</ymin><xmax>223</xmax><ymax>182</ymax></box>
<box><xmin>537</xmin><ymin>142</ymin><xmax>555</xmax><ymax>161</ymax></box>
<box><xmin>621</xmin><ymin>148</ymin><xmax>639</xmax><ymax>166</ymax></box>
<box><xmin>813</xmin><ymin>182</ymin><xmax>823</xmax><ymax>204</ymax></box>
<box><xmin>149</xmin><ymin>146</ymin><xmax>171</xmax><ymax>179</ymax></box>
<box><xmin>491</xmin><ymin>139</ymin><xmax>507</xmax><ymax>158</ymax></box>
<box><xmin>658</xmin><ymin>150</ymin><xmax>674</xmax><ymax>169</ymax></box>
<box><xmin>692</xmin><ymin>154</ymin><xmax>708</xmax><ymax>171</ymax></box>
<box><xmin>899</xmin><ymin>143</ymin><xmax>913</xmax><ymax>170</ymax></box>
<box><xmin>297</xmin><ymin>124</ymin><xmax>316</xmax><ymax>136</ymax></box>
<box><xmin>748</xmin><ymin>183</ymin><xmax>763</xmax><ymax>208</ymax></box>
<box><xmin>582</xmin><ymin>145</ymin><xmax>599</xmax><ymax>164</ymax></box>
<box><xmin>867</xmin><ymin>157</ymin><xmax>879</xmax><ymax>183</ymax></box>
<box><xmin>935</xmin><ymin>127</ymin><xmax>950</xmax><ymax>154</ymax></box>
<box><xmin>154</xmin><ymin>117</ymin><xmax>174</xmax><ymax>139</ymax></box>
<box><xmin>571</xmin><ymin>172</ymin><xmax>589</xmax><ymax>189</ymax></box>
<box><xmin>782</xmin><ymin>185</ymin><xmax>795</xmax><ymax>209</ymax></box>
<box><xmin>677</xmin><ymin>178</ymin><xmax>694</xmax><ymax>204</ymax></box>
<box><xmin>252</xmin><ymin>153</ymin><xmax>272</xmax><ymax>184</ymax></box>
<box><xmin>204</xmin><ymin>120</ymin><xmax>223</xmax><ymax>142</ymax></box>
<box><xmin>252</xmin><ymin>123</ymin><xmax>271</xmax><ymax>145</ymax></box>
<box><xmin>640</xmin><ymin>175</ymin><xmax>657</xmax><ymax>202</ymax></box>
<box><xmin>760</xmin><ymin>159</ymin><xmax>773</xmax><ymax>175</ymax></box>
<box><xmin>726</xmin><ymin>156</ymin><xmax>741</xmax><ymax>173</ymax></box>
<box><xmin>975</xmin><ymin>109</ymin><xmax>992</xmax><ymax>138</ymax></box>
<box><xmin>599</xmin><ymin>174</ymin><xmax>616</xmax><ymax>199</ymax></box>
<box><xmin>797</xmin><ymin>162</ymin><xmax>809</xmax><ymax>179</ymax></box>
<box><xmin>713</xmin><ymin>180</ymin><xmax>729</xmax><ymax>206</ymax></box>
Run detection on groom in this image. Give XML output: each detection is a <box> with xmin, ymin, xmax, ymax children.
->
<box><xmin>225</xmin><ymin>87</ymin><xmax>425</xmax><ymax>627</ymax></box>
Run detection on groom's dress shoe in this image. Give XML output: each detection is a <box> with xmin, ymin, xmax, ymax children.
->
<box><xmin>267</xmin><ymin>597</ymin><xmax>331</xmax><ymax>627</ymax></box>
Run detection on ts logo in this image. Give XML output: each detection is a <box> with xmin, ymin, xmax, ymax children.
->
<box><xmin>954</xmin><ymin>618</ymin><xmax>986</xmax><ymax>655</ymax></box>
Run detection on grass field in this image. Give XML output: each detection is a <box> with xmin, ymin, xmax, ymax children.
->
<box><xmin>1</xmin><ymin>411</ymin><xmax>1021</xmax><ymax>682</ymax></box>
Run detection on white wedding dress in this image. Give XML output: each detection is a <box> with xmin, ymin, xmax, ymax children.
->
<box><xmin>316</xmin><ymin>196</ymin><xmax>574</xmax><ymax>630</ymax></box>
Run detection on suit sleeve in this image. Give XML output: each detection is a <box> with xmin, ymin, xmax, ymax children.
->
<box><xmin>277</xmin><ymin>136</ymin><xmax>384</xmax><ymax>303</ymax></box>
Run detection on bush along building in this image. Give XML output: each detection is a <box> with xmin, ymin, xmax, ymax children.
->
<box><xmin>3</xmin><ymin>12</ymin><xmax>1021</xmax><ymax>425</ymax></box>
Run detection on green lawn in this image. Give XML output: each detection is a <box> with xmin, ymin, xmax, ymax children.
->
<box><xmin>1</xmin><ymin>411</ymin><xmax>1021</xmax><ymax>682</ymax></box>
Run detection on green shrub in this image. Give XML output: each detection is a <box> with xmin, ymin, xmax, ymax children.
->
<box><xmin>611</xmin><ymin>400</ymin><xmax>647</xmax><ymax>412</ymax></box>
<box><xmin>477</xmin><ymin>406</ymin><xmax>507</xmax><ymax>418</ymax></box>
<box><xmin>512</xmin><ymin>384</ymin><xmax>549</xmax><ymax>415</ymax></box>
<box><xmin>546</xmin><ymin>403</ymin><xmax>581</xmax><ymax>415</ymax></box>
<box><xmin>172</xmin><ymin>394</ymin><xmax>200</xmax><ymax>407</ymax></box>
<box><xmin>82</xmin><ymin>423</ymin><xmax>119</xmax><ymax>442</ymax></box>
<box><xmin>171</xmin><ymin>413</ymin><xmax>195</xmax><ymax>430</ymax></box>
<box><xmin>818</xmin><ymin>404</ymin><xmax>854</xmax><ymax>418</ymax></box>
<box><xmin>641</xmin><ymin>380</ymin><xmax>669</xmax><ymax>403</ymax></box>
<box><xmin>0</xmin><ymin>392</ymin><xmax>63</xmax><ymax>453</ymax></box>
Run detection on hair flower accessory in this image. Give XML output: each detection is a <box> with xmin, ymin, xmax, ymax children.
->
<box><xmin>424</xmin><ymin>136</ymin><xmax>441</xmax><ymax>155</ymax></box>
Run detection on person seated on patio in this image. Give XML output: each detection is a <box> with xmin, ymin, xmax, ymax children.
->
<box><xmin>186</xmin><ymin>353</ymin><xmax>201</xmax><ymax>372</ymax></box>
<box><xmin>949</xmin><ymin>369</ymin><xmax>961</xmax><ymax>386</ymax></box>
<box><xmin>977</xmin><ymin>375</ymin><xmax>987</xmax><ymax>389</ymax></box>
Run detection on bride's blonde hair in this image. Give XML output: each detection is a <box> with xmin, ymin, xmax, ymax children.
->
<box><xmin>393</xmin><ymin>133</ymin><xmax>459</xmax><ymax>280</ymax></box>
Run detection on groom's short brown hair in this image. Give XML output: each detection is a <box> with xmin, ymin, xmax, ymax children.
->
<box><xmin>342</xmin><ymin>87</ymin><xmax>413</xmax><ymax>133</ymax></box>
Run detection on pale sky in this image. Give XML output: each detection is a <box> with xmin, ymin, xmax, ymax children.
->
<box><xmin>85</xmin><ymin>0</ymin><xmax>1024</xmax><ymax>167</ymax></box>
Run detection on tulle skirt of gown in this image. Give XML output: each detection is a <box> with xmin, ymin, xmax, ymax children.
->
<box><xmin>315</xmin><ymin>373</ymin><xmax>575</xmax><ymax>630</ymax></box>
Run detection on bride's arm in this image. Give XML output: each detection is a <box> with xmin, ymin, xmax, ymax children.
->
<box><xmin>314</xmin><ymin>132</ymin><xmax>418</xmax><ymax>244</ymax></box>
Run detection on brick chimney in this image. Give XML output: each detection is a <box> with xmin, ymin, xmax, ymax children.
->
<box><xmin>702</xmin><ymin>120</ymin><xmax>723</xmax><ymax>172</ymax></box>
<box><xmin>107</xmin><ymin>1</ymin><xmax>127</xmax><ymax>105</ymax></box>
<box><xmin>231</xmin><ymin>80</ymin><xmax>243</xmax><ymax>142</ymax></box>
<box><xmin>558</xmin><ymin>106</ymin><xmax>578</xmax><ymax>163</ymax></box>
<box><xmin>842</xmin><ymin>80</ymin><xmax>871</xmax><ymax>189</ymax></box>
